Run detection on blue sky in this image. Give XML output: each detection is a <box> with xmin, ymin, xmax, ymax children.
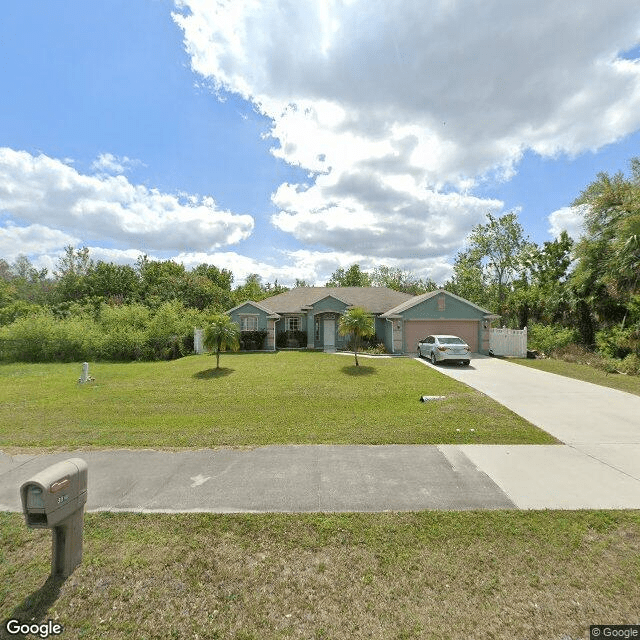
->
<box><xmin>1</xmin><ymin>0</ymin><xmax>640</xmax><ymax>285</ymax></box>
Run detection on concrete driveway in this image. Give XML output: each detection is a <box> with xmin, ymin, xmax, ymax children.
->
<box><xmin>416</xmin><ymin>354</ymin><xmax>640</xmax><ymax>507</ymax></box>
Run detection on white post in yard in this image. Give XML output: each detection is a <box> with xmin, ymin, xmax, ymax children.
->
<box><xmin>79</xmin><ymin>362</ymin><xmax>89</xmax><ymax>384</ymax></box>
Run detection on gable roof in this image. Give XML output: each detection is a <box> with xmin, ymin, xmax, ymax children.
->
<box><xmin>226</xmin><ymin>300</ymin><xmax>281</xmax><ymax>318</ymax></box>
<box><xmin>380</xmin><ymin>289</ymin><xmax>499</xmax><ymax>318</ymax></box>
<box><xmin>247</xmin><ymin>287</ymin><xmax>414</xmax><ymax>314</ymax></box>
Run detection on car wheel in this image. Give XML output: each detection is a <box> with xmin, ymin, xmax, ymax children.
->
<box><xmin>431</xmin><ymin>352</ymin><xmax>437</xmax><ymax>365</ymax></box>
<box><xmin>417</xmin><ymin>348</ymin><xmax>422</xmax><ymax>358</ymax></box>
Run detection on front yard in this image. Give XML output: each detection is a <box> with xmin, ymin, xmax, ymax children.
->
<box><xmin>513</xmin><ymin>357</ymin><xmax>640</xmax><ymax>396</ymax></box>
<box><xmin>0</xmin><ymin>351</ymin><xmax>556</xmax><ymax>450</ymax></box>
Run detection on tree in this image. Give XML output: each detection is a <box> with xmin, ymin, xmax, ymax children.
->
<box><xmin>572</xmin><ymin>158</ymin><xmax>640</xmax><ymax>329</ymax></box>
<box><xmin>203</xmin><ymin>314</ymin><xmax>241</xmax><ymax>369</ymax></box>
<box><xmin>85</xmin><ymin>261</ymin><xmax>140</xmax><ymax>303</ymax></box>
<box><xmin>370</xmin><ymin>265</ymin><xmax>437</xmax><ymax>295</ymax></box>
<box><xmin>338</xmin><ymin>307</ymin><xmax>375</xmax><ymax>366</ymax></box>
<box><xmin>326</xmin><ymin>264</ymin><xmax>372</xmax><ymax>287</ymax></box>
<box><xmin>192</xmin><ymin>263</ymin><xmax>234</xmax><ymax>291</ymax></box>
<box><xmin>464</xmin><ymin>212</ymin><xmax>533</xmax><ymax>311</ymax></box>
<box><xmin>52</xmin><ymin>246</ymin><xmax>94</xmax><ymax>302</ymax></box>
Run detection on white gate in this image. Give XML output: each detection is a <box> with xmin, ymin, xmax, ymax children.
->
<box><xmin>489</xmin><ymin>327</ymin><xmax>527</xmax><ymax>357</ymax></box>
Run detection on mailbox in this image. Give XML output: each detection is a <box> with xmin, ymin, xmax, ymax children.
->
<box><xmin>20</xmin><ymin>458</ymin><xmax>88</xmax><ymax>577</ymax></box>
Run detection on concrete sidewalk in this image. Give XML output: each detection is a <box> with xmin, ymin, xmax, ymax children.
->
<box><xmin>2</xmin><ymin>443</ymin><xmax>639</xmax><ymax>513</ymax></box>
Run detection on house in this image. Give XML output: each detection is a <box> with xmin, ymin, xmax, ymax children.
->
<box><xmin>224</xmin><ymin>287</ymin><xmax>499</xmax><ymax>355</ymax></box>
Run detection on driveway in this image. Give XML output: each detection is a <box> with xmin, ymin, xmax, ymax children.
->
<box><xmin>416</xmin><ymin>354</ymin><xmax>640</xmax><ymax>505</ymax></box>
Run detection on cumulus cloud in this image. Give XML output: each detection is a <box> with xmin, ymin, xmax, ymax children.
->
<box><xmin>172</xmin><ymin>0</ymin><xmax>640</xmax><ymax>273</ymax></box>
<box><xmin>0</xmin><ymin>147</ymin><xmax>254</xmax><ymax>253</ymax></box>
<box><xmin>0</xmin><ymin>222</ymin><xmax>79</xmax><ymax>262</ymax></box>
<box><xmin>548</xmin><ymin>205</ymin><xmax>588</xmax><ymax>240</ymax></box>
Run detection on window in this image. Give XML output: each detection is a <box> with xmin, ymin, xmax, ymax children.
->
<box><xmin>286</xmin><ymin>317</ymin><xmax>300</xmax><ymax>331</ymax></box>
<box><xmin>240</xmin><ymin>316</ymin><xmax>258</xmax><ymax>331</ymax></box>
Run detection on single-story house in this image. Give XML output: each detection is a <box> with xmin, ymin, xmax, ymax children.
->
<box><xmin>225</xmin><ymin>287</ymin><xmax>499</xmax><ymax>355</ymax></box>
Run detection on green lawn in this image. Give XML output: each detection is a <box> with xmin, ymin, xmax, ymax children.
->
<box><xmin>2</xmin><ymin>510</ymin><xmax>638</xmax><ymax>640</ymax></box>
<box><xmin>0</xmin><ymin>352</ymin><xmax>556</xmax><ymax>450</ymax></box>
<box><xmin>513</xmin><ymin>357</ymin><xmax>640</xmax><ymax>396</ymax></box>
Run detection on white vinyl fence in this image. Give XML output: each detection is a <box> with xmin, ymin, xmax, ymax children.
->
<box><xmin>489</xmin><ymin>327</ymin><xmax>527</xmax><ymax>358</ymax></box>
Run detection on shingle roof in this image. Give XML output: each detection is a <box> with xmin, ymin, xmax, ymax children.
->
<box><xmin>252</xmin><ymin>287</ymin><xmax>414</xmax><ymax>314</ymax></box>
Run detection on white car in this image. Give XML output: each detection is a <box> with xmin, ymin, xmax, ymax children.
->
<box><xmin>417</xmin><ymin>334</ymin><xmax>471</xmax><ymax>366</ymax></box>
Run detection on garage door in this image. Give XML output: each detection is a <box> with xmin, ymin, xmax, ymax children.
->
<box><xmin>404</xmin><ymin>320</ymin><xmax>479</xmax><ymax>354</ymax></box>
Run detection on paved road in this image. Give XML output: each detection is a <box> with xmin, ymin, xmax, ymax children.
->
<box><xmin>1</xmin><ymin>355</ymin><xmax>638</xmax><ymax>513</ymax></box>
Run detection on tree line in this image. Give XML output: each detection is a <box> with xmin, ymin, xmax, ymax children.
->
<box><xmin>1</xmin><ymin>158</ymin><xmax>638</xmax><ymax>368</ymax></box>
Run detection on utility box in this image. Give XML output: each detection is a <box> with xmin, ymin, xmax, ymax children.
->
<box><xmin>20</xmin><ymin>458</ymin><xmax>88</xmax><ymax>578</ymax></box>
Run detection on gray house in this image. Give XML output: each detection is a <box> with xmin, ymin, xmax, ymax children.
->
<box><xmin>226</xmin><ymin>287</ymin><xmax>499</xmax><ymax>354</ymax></box>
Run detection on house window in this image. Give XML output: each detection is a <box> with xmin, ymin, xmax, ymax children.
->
<box><xmin>240</xmin><ymin>316</ymin><xmax>258</xmax><ymax>331</ymax></box>
<box><xmin>286</xmin><ymin>317</ymin><xmax>300</xmax><ymax>331</ymax></box>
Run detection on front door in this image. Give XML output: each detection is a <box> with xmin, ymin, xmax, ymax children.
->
<box><xmin>323</xmin><ymin>318</ymin><xmax>335</xmax><ymax>351</ymax></box>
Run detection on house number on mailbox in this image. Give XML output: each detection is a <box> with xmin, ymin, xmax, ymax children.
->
<box><xmin>57</xmin><ymin>494</ymin><xmax>69</xmax><ymax>505</ymax></box>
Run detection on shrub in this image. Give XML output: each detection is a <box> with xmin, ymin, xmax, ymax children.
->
<box><xmin>620</xmin><ymin>353</ymin><xmax>640</xmax><ymax>376</ymax></box>
<box><xmin>240</xmin><ymin>330</ymin><xmax>268</xmax><ymax>350</ymax></box>
<box><xmin>528</xmin><ymin>323</ymin><xmax>579</xmax><ymax>355</ymax></box>
<box><xmin>276</xmin><ymin>330</ymin><xmax>307</xmax><ymax>348</ymax></box>
<box><xmin>595</xmin><ymin>326</ymin><xmax>635</xmax><ymax>359</ymax></box>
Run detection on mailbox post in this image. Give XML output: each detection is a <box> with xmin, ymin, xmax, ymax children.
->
<box><xmin>20</xmin><ymin>458</ymin><xmax>88</xmax><ymax>578</ymax></box>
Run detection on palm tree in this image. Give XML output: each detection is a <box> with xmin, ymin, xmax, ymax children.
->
<box><xmin>338</xmin><ymin>307</ymin><xmax>375</xmax><ymax>366</ymax></box>
<box><xmin>203</xmin><ymin>313</ymin><xmax>240</xmax><ymax>369</ymax></box>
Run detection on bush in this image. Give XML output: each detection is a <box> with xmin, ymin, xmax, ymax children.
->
<box><xmin>528</xmin><ymin>323</ymin><xmax>579</xmax><ymax>355</ymax></box>
<box><xmin>276</xmin><ymin>330</ymin><xmax>307</xmax><ymax>348</ymax></box>
<box><xmin>619</xmin><ymin>353</ymin><xmax>640</xmax><ymax>376</ymax></box>
<box><xmin>363</xmin><ymin>342</ymin><xmax>387</xmax><ymax>354</ymax></box>
<box><xmin>240</xmin><ymin>330</ymin><xmax>268</xmax><ymax>350</ymax></box>
<box><xmin>595</xmin><ymin>326</ymin><xmax>635</xmax><ymax>359</ymax></box>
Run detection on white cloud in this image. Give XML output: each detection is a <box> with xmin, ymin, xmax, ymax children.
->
<box><xmin>0</xmin><ymin>222</ymin><xmax>79</xmax><ymax>262</ymax></box>
<box><xmin>548</xmin><ymin>205</ymin><xmax>588</xmax><ymax>240</ymax></box>
<box><xmin>0</xmin><ymin>147</ymin><xmax>254</xmax><ymax>253</ymax></box>
<box><xmin>173</xmin><ymin>0</ymin><xmax>640</xmax><ymax>272</ymax></box>
<box><xmin>91</xmin><ymin>153</ymin><xmax>141</xmax><ymax>175</ymax></box>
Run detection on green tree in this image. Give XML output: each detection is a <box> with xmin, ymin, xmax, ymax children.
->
<box><xmin>338</xmin><ymin>307</ymin><xmax>375</xmax><ymax>366</ymax></box>
<box><xmin>572</xmin><ymin>158</ymin><xmax>640</xmax><ymax>331</ymax></box>
<box><xmin>326</xmin><ymin>264</ymin><xmax>372</xmax><ymax>287</ymax></box>
<box><xmin>53</xmin><ymin>246</ymin><xmax>93</xmax><ymax>302</ymax></box>
<box><xmin>192</xmin><ymin>263</ymin><xmax>234</xmax><ymax>290</ymax></box>
<box><xmin>444</xmin><ymin>250</ymin><xmax>488</xmax><ymax>308</ymax></box>
<box><xmin>464</xmin><ymin>212</ymin><xmax>533</xmax><ymax>311</ymax></box>
<box><xmin>370</xmin><ymin>265</ymin><xmax>437</xmax><ymax>295</ymax></box>
<box><xmin>85</xmin><ymin>261</ymin><xmax>140</xmax><ymax>303</ymax></box>
<box><xmin>203</xmin><ymin>313</ymin><xmax>241</xmax><ymax>369</ymax></box>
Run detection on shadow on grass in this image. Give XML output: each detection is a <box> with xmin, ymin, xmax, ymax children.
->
<box><xmin>193</xmin><ymin>368</ymin><xmax>234</xmax><ymax>379</ymax></box>
<box><xmin>341</xmin><ymin>365</ymin><xmax>376</xmax><ymax>376</ymax></box>
<box><xmin>1</xmin><ymin>575</ymin><xmax>65</xmax><ymax>640</ymax></box>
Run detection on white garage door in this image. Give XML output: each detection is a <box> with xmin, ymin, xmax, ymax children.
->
<box><xmin>405</xmin><ymin>320</ymin><xmax>479</xmax><ymax>354</ymax></box>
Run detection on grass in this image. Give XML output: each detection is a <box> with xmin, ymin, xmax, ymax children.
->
<box><xmin>0</xmin><ymin>351</ymin><xmax>556</xmax><ymax>451</ymax></box>
<box><xmin>513</xmin><ymin>357</ymin><xmax>640</xmax><ymax>396</ymax></box>
<box><xmin>1</xmin><ymin>510</ymin><xmax>638</xmax><ymax>640</ymax></box>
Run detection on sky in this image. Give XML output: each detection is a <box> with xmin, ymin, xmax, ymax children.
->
<box><xmin>1</xmin><ymin>0</ymin><xmax>640</xmax><ymax>287</ymax></box>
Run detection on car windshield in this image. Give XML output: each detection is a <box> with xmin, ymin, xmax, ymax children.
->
<box><xmin>439</xmin><ymin>337</ymin><xmax>465</xmax><ymax>344</ymax></box>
